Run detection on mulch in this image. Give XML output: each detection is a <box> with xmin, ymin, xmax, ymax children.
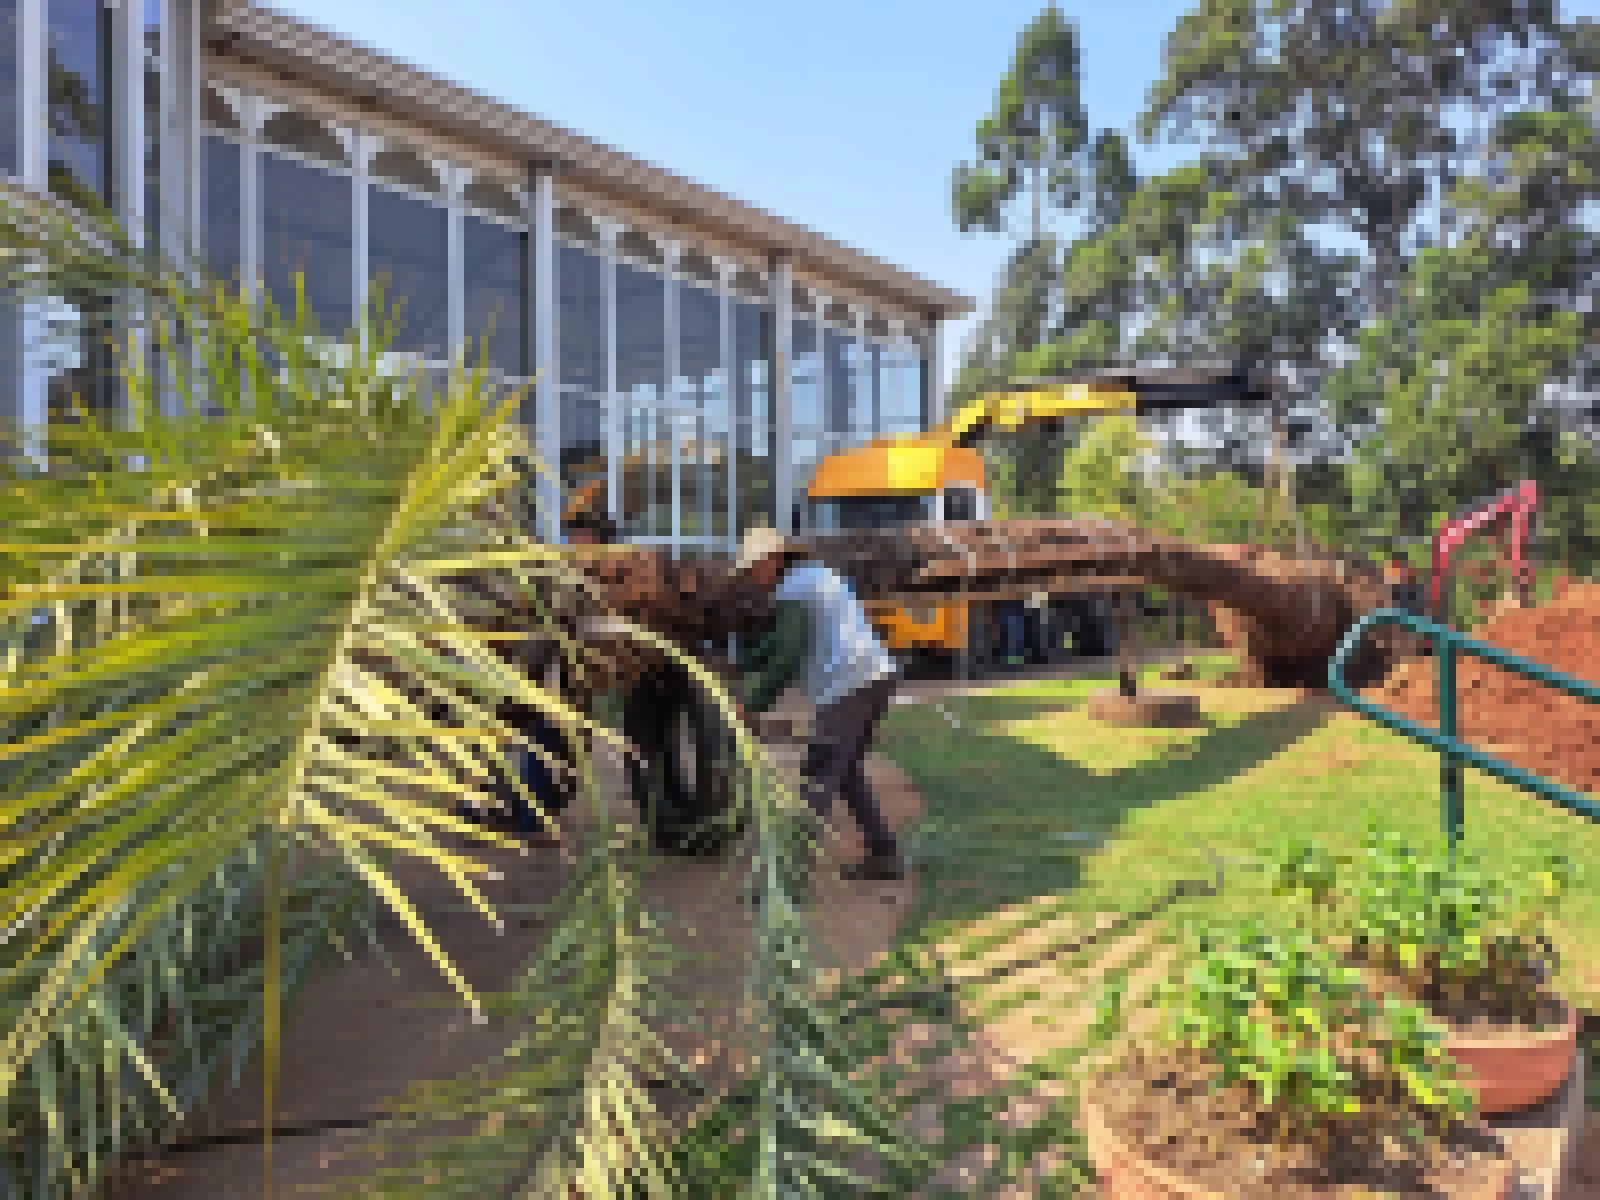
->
<box><xmin>1364</xmin><ymin>581</ymin><xmax>1600</xmax><ymax>797</ymax></box>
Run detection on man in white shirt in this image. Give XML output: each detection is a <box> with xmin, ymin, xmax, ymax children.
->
<box><xmin>733</xmin><ymin>526</ymin><xmax>905</xmax><ymax>882</ymax></box>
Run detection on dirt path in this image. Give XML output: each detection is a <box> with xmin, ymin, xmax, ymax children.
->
<box><xmin>102</xmin><ymin>737</ymin><xmax>923</xmax><ymax>1199</ymax></box>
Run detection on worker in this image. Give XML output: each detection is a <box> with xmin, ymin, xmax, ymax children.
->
<box><xmin>732</xmin><ymin>525</ymin><xmax>906</xmax><ymax>882</ymax></box>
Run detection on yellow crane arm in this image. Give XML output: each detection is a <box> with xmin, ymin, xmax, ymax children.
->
<box><xmin>942</xmin><ymin>365</ymin><xmax>1282</xmax><ymax>450</ymax></box>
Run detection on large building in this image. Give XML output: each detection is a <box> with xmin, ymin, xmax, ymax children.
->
<box><xmin>0</xmin><ymin>0</ymin><xmax>973</xmax><ymax>551</ymax></box>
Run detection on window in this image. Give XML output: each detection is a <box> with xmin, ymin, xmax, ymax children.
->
<box><xmin>791</xmin><ymin>319</ymin><xmax>819</xmax><ymax>429</ymax></box>
<box><xmin>47</xmin><ymin>0</ymin><xmax>112</xmax><ymax>210</ymax></box>
<box><xmin>369</xmin><ymin>146</ymin><xmax>440</xmax><ymax>195</ymax></box>
<box><xmin>877</xmin><ymin>342</ymin><xmax>924</xmax><ymax>435</ymax></box>
<box><xmin>201</xmin><ymin>135</ymin><xmax>241</xmax><ymax>286</ymax></box>
<box><xmin>560</xmin><ymin>389</ymin><xmax>602</xmax><ymax>493</ymax></box>
<box><xmin>555</xmin><ymin>206</ymin><xmax>600</xmax><ymax>248</ymax></box>
<box><xmin>368</xmin><ymin>183</ymin><xmax>448</xmax><ymax>357</ymax></box>
<box><xmin>558</xmin><ymin>243</ymin><xmax>603</xmax><ymax>390</ymax></box>
<box><xmin>260</xmin><ymin>152</ymin><xmax>353</xmax><ymax>334</ymax></box>
<box><xmin>824</xmin><ymin>328</ymin><xmax>857</xmax><ymax>434</ymax></box>
<box><xmin>678</xmin><ymin>279</ymin><xmax>721</xmax><ymax>417</ymax></box>
<box><xmin>201</xmin><ymin>87</ymin><xmax>240</xmax><ymax>133</ymax></box>
<box><xmin>943</xmin><ymin>487</ymin><xmax>978</xmax><ymax>524</ymax></box>
<box><xmin>810</xmin><ymin>495</ymin><xmax>934</xmax><ymax>532</ymax></box>
<box><xmin>463</xmin><ymin>177</ymin><xmax>521</xmax><ymax>222</ymax></box>
<box><xmin>616</xmin><ymin>262</ymin><xmax>664</xmax><ymax>401</ymax></box>
<box><xmin>463</xmin><ymin>214</ymin><xmax>524</xmax><ymax>376</ymax></box>
<box><xmin>259</xmin><ymin>110</ymin><xmax>347</xmax><ymax>167</ymax></box>
<box><xmin>733</xmin><ymin>299</ymin><xmax>772</xmax><ymax>534</ymax></box>
<box><xmin>0</xmin><ymin>0</ymin><xmax>17</xmax><ymax>176</ymax></box>
<box><xmin>617</xmin><ymin>228</ymin><xmax>662</xmax><ymax>267</ymax></box>
<box><xmin>733</xmin><ymin>300</ymin><xmax>769</xmax><ymax>430</ymax></box>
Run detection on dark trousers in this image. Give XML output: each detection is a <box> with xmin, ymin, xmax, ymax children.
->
<box><xmin>801</xmin><ymin>674</ymin><xmax>899</xmax><ymax>857</ymax></box>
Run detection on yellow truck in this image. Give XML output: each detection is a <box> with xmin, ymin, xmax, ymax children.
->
<box><xmin>800</xmin><ymin>367</ymin><xmax>1282</xmax><ymax>674</ymax></box>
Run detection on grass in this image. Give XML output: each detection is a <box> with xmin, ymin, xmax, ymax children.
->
<box><xmin>879</xmin><ymin>652</ymin><xmax>1600</xmax><ymax>1013</ymax></box>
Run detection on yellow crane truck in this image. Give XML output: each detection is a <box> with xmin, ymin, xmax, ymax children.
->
<box><xmin>564</xmin><ymin>365</ymin><xmax>1281</xmax><ymax>677</ymax></box>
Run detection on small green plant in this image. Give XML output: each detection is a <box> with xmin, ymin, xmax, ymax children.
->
<box><xmin>1272</xmin><ymin>824</ymin><xmax>1577</xmax><ymax>1026</ymax></box>
<box><xmin>1157</xmin><ymin>922</ymin><xmax>1476</xmax><ymax>1153</ymax></box>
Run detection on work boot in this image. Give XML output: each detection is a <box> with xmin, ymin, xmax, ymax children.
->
<box><xmin>839</xmin><ymin>848</ymin><xmax>906</xmax><ymax>881</ymax></box>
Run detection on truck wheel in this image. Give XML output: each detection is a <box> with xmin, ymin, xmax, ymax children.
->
<box><xmin>626</xmin><ymin>662</ymin><xmax>745</xmax><ymax>855</ymax></box>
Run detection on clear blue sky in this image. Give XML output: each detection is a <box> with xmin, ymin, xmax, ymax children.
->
<box><xmin>278</xmin><ymin>0</ymin><xmax>1600</xmax><ymax>387</ymax></box>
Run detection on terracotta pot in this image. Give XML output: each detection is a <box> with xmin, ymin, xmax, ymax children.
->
<box><xmin>1444</xmin><ymin>999</ymin><xmax>1579</xmax><ymax>1116</ymax></box>
<box><xmin>1080</xmin><ymin>1078</ymin><xmax>1515</xmax><ymax>1200</ymax></box>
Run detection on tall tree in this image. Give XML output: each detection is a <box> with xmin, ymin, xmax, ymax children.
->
<box><xmin>951</xmin><ymin>9</ymin><xmax>1137</xmax><ymax>513</ymax></box>
<box><xmin>1139</xmin><ymin>0</ymin><xmax>1579</xmax><ymax>319</ymax></box>
<box><xmin>952</xmin><ymin>5</ymin><xmax>1089</xmax><ymax>244</ymax></box>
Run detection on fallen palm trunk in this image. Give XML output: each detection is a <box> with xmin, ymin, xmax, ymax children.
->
<box><xmin>554</xmin><ymin>520</ymin><xmax>1398</xmax><ymax>690</ymax></box>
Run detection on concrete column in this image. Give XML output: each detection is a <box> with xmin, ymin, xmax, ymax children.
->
<box><xmin>770</xmin><ymin>254</ymin><xmax>793</xmax><ymax>535</ymax></box>
<box><xmin>813</xmin><ymin>289</ymin><xmax>830</xmax><ymax>447</ymax></box>
<box><xmin>113</xmin><ymin>0</ymin><xmax>144</xmax><ymax>246</ymax></box>
<box><xmin>531</xmin><ymin>163</ymin><xmax>558</xmax><ymax>542</ymax></box>
<box><xmin>445</xmin><ymin>165</ymin><xmax>465</xmax><ymax>364</ymax></box>
<box><xmin>599</xmin><ymin>218</ymin><xmax>619</xmax><ymax>527</ymax></box>
<box><xmin>350</xmin><ymin>130</ymin><xmax>375</xmax><ymax>340</ymax></box>
<box><xmin>240</xmin><ymin>95</ymin><xmax>264</xmax><ymax>306</ymax></box>
<box><xmin>926</xmin><ymin>316</ymin><xmax>946</xmax><ymax>429</ymax></box>
<box><xmin>663</xmin><ymin>238</ymin><xmax>681</xmax><ymax>558</ymax></box>
<box><xmin>13</xmin><ymin>0</ymin><xmax>45</xmax><ymax>468</ymax></box>
<box><xmin>718</xmin><ymin>259</ymin><xmax>736</xmax><ymax>554</ymax></box>
<box><xmin>853</xmin><ymin>305</ymin><xmax>868</xmax><ymax>437</ymax></box>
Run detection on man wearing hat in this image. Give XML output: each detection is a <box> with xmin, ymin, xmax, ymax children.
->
<box><xmin>733</xmin><ymin>525</ymin><xmax>906</xmax><ymax>881</ymax></box>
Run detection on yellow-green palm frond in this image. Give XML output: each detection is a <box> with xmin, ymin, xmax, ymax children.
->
<box><xmin>0</xmin><ymin>184</ymin><xmax>612</xmax><ymax>1195</ymax></box>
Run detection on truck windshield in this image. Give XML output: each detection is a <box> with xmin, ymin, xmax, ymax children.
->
<box><xmin>809</xmin><ymin>496</ymin><xmax>934</xmax><ymax>532</ymax></box>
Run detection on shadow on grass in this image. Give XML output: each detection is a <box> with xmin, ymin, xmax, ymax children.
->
<box><xmin>880</xmin><ymin>684</ymin><xmax>1335</xmax><ymax>941</ymax></box>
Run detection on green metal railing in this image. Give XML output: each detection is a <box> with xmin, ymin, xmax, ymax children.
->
<box><xmin>1327</xmin><ymin>607</ymin><xmax>1600</xmax><ymax>859</ymax></box>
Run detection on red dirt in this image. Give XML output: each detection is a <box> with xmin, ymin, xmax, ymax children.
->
<box><xmin>1364</xmin><ymin>582</ymin><xmax>1600</xmax><ymax>797</ymax></box>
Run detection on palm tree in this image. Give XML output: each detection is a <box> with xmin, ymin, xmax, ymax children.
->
<box><xmin>0</xmin><ymin>184</ymin><xmax>970</xmax><ymax>1199</ymax></box>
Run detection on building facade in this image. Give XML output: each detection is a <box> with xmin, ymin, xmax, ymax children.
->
<box><xmin>0</xmin><ymin>0</ymin><xmax>972</xmax><ymax>552</ymax></box>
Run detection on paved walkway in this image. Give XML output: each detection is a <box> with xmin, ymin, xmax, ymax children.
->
<box><xmin>101</xmin><ymin>739</ymin><xmax>923</xmax><ymax>1199</ymax></box>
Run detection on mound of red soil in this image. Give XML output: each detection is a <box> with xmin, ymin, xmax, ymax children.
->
<box><xmin>1364</xmin><ymin>583</ymin><xmax>1600</xmax><ymax>797</ymax></box>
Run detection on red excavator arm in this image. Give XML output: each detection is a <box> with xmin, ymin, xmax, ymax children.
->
<box><xmin>1429</xmin><ymin>480</ymin><xmax>1540</xmax><ymax>623</ymax></box>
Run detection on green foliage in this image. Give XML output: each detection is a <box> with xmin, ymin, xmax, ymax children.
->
<box><xmin>1327</xmin><ymin>272</ymin><xmax>1589</xmax><ymax>561</ymax></box>
<box><xmin>1158</xmin><ymin>921</ymin><xmax>1476</xmax><ymax>1148</ymax></box>
<box><xmin>952</xmin><ymin>5</ymin><xmax>1089</xmax><ymax>237</ymax></box>
<box><xmin>1271</xmin><ymin>825</ymin><xmax>1578</xmax><ymax>1027</ymax></box>
<box><xmin>1055</xmin><ymin>413</ymin><xmax>1157</xmax><ymax>523</ymax></box>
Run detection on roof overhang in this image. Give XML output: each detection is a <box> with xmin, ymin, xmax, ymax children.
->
<box><xmin>202</xmin><ymin>1</ymin><xmax>975</xmax><ymax>322</ymax></box>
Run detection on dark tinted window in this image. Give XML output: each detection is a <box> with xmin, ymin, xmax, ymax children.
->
<box><xmin>47</xmin><ymin>0</ymin><xmax>111</xmax><ymax>209</ymax></box>
<box><xmin>368</xmin><ymin>184</ymin><xmax>448</xmax><ymax>357</ymax></box>
<box><xmin>201</xmin><ymin>136</ymin><xmax>241</xmax><ymax>285</ymax></box>
<box><xmin>558</xmin><ymin>244</ymin><xmax>603</xmax><ymax>389</ymax></box>
<box><xmin>944</xmin><ymin>487</ymin><xmax>978</xmax><ymax>523</ymax></box>
<box><xmin>616</xmin><ymin>262</ymin><xmax>663</xmax><ymax>399</ymax></box>
<box><xmin>260</xmin><ymin>153</ymin><xmax>353</xmax><ymax>334</ymax></box>
<box><xmin>810</xmin><ymin>496</ymin><xmax>931</xmax><ymax>531</ymax></box>
<box><xmin>463</xmin><ymin>215</ymin><xmax>524</xmax><ymax>375</ymax></box>
<box><xmin>0</xmin><ymin>0</ymin><xmax>17</xmax><ymax>176</ymax></box>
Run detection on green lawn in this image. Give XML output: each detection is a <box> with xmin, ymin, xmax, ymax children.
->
<box><xmin>879</xmin><ymin>655</ymin><xmax>1600</xmax><ymax>1011</ymax></box>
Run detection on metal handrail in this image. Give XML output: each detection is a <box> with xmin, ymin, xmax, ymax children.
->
<box><xmin>1327</xmin><ymin>607</ymin><xmax>1600</xmax><ymax>858</ymax></box>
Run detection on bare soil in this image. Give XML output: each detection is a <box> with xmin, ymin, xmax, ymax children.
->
<box><xmin>1092</xmin><ymin>1046</ymin><xmax>1513</xmax><ymax>1199</ymax></box>
<box><xmin>1367</xmin><ymin>583</ymin><xmax>1600</xmax><ymax>796</ymax></box>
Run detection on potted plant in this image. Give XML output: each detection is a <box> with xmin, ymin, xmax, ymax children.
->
<box><xmin>1082</xmin><ymin>922</ymin><xmax>1514</xmax><ymax>1198</ymax></box>
<box><xmin>1272</xmin><ymin>826</ymin><xmax>1580</xmax><ymax>1115</ymax></box>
